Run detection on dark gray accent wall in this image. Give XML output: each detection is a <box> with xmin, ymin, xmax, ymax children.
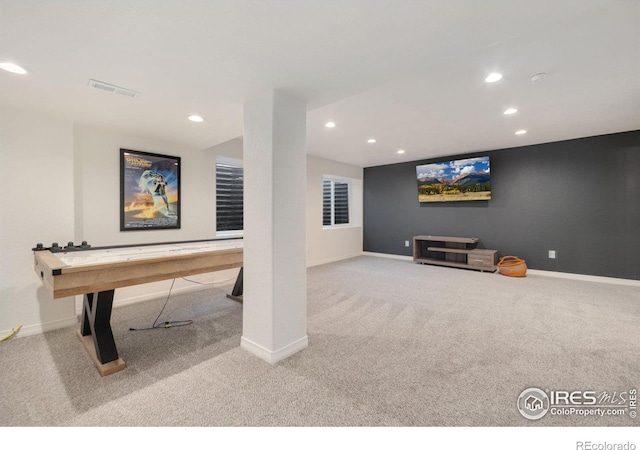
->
<box><xmin>363</xmin><ymin>130</ymin><xmax>640</xmax><ymax>280</ymax></box>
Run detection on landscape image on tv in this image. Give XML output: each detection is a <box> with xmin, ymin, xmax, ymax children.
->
<box><xmin>416</xmin><ymin>156</ymin><xmax>491</xmax><ymax>203</ymax></box>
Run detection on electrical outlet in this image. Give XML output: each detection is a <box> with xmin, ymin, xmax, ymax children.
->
<box><xmin>548</xmin><ymin>250</ymin><xmax>556</xmax><ymax>259</ymax></box>
<box><xmin>405</xmin><ymin>240</ymin><xmax>410</xmax><ymax>247</ymax></box>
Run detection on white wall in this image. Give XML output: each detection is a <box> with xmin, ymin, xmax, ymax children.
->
<box><xmin>0</xmin><ymin>107</ymin><xmax>76</xmax><ymax>336</ymax></box>
<box><xmin>0</xmin><ymin>109</ymin><xmax>362</xmax><ymax>338</ymax></box>
<box><xmin>307</xmin><ymin>155</ymin><xmax>363</xmax><ymax>267</ymax></box>
<box><xmin>74</xmin><ymin>124</ymin><xmax>215</xmax><ymax>246</ymax></box>
<box><xmin>73</xmin><ymin>125</ymin><xmax>242</xmax><ymax>309</ymax></box>
<box><xmin>205</xmin><ymin>139</ymin><xmax>365</xmax><ymax>267</ymax></box>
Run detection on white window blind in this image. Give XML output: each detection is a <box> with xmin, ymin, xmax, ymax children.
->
<box><xmin>323</xmin><ymin>178</ymin><xmax>350</xmax><ymax>227</ymax></box>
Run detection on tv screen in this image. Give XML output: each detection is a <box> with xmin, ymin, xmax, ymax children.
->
<box><xmin>416</xmin><ymin>156</ymin><xmax>491</xmax><ymax>203</ymax></box>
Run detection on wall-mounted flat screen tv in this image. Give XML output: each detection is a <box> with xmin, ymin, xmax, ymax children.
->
<box><xmin>416</xmin><ymin>156</ymin><xmax>491</xmax><ymax>203</ymax></box>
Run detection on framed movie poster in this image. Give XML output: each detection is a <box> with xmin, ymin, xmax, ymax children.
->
<box><xmin>120</xmin><ymin>149</ymin><xmax>181</xmax><ymax>230</ymax></box>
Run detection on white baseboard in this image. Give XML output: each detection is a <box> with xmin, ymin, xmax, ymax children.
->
<box><xmin>240</xmin><ymin>335</ymin><xmax>309</xmax><ymax>364</ymax></box>
<box><xmin>8</xmin><ymin>277</ymin><xmax>237</xmax><ymax>341</ymax></box>
<box><xmin>1</xmin><ymin>316</ymin><xmax>78</xmax><ymax>340</ymax></box>
<box><xmin>526</xmin><ymin>269</ymin><xmax>640</xmax><ymax>287</ymax></box>
<box><xmin>307</xmin><ymin>252</ymin><xmax>364</xmax><ymax>267</ymax></box>
<box><xmin>74</xmin><ymin>274</ymin><xmax>237</xmax><ymax>315</ymax></box>
<box><xmin>362</xmin><ymin>251</ymin><xmax>413</xmax><ymax>261</ymax></box>
<box><xmin>114</xmin><ymin>282</ymin><xmax>221</xmax><ymax>308</ymax></box>
<box><xmin>363</xmin><ymin>251</ymin><xmax>639</xmax><ymax>287</ymax></box>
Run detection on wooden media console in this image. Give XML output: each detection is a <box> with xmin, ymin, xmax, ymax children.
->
<box><xmin>413</xmin><ymin>235</ymin><xmax>497</xmax><ymax>272</ymax></box>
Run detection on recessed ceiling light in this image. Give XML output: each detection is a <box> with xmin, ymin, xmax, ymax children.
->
<box><xmin>397</xmin><ymin>149</ymin><xmax>406</xmax><ymax>154</ymax></box>
<box><xmin>325</xmin><ymin>121</ymin><xmax>336</xmax><ymax>128</ymax></box>
<box><xmin>0</xmin><ymin>62</ymin><xmax>28</xmax><ymax>74</ymax></box>
<box><xmin>188</xmin><ymin>115</ymin><xmax>204</xmax><ymax>122</ymax></box>
<box><xmin>504</xmin><ymin>108</ymin><xmax>518</xmax><ymax>115</ymax></box>
<box><xmin>367</xmin><ymin>138</ymin><xmax>376</xmax><ymax>143</ymax></box>
<box><xmin>485</xmin><ymin>72</ymin><xmax>503</xmax><ymax>83</ymax></box>
<box><xmin>515</xmin><ymin>129</ymin><xmax>527</xmax><ymax>135</ymax></box>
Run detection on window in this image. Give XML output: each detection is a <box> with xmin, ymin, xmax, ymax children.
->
<box><xmin>216</xmin><ymin>160</ymin><xmax>243</xmax><ymax>233</ymax></box>
<box><xmin>323</xmin><ymin>178</ymin><xmax>350</xmax><ymax>227</ymax></box>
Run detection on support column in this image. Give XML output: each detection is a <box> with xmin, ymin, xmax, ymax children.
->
<box><xmin>241</xmin><ymin>90</ymin><xmax>308</xmax><ymax>363</ymax></box>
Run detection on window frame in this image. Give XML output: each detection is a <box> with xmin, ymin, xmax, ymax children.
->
<box><xmin>322</xmin><ymin>176</ymin><xmax>352</xmax><ymax>229</ymax></box>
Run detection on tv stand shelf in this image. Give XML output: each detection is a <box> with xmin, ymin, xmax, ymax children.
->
<box><xmin>413</xmin><ymin>235</ymin><xmax>497</xmax><ymax>272</ymax></box>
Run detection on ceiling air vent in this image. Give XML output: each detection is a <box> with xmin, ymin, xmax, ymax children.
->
<box><xmin>88</xmin><ymin>79</ymin><xmax>140</xmax><ymax>98</ymax></box>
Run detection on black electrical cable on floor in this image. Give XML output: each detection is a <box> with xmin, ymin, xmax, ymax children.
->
<box><xmin>129</xmin><ymin>278</ymin><xmax>193</xmax><ymax>331</ymax></box>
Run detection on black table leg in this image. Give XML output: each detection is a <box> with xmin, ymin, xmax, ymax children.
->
<box><xmin>80</xmin><ymin>290</ymin><xmax>119</xmax><ymax>364</ymax></box>
<box><xmin>226</xmin><ymin>267</ymin><xmax>243</xmax><ymax>303</ymax></box>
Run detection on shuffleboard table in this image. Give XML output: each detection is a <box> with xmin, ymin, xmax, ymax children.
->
<box><xmin>34</xmin><ymin>239</ymin><xmax>243</xmax><ymax>376</ymax></box>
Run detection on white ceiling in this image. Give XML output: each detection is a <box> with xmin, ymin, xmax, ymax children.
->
<box><xmin>1</xmin><ymin>0</ymin><xmax>639</xmax><ymax>168</ymax></box>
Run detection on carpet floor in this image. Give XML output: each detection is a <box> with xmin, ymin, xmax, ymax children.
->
<box><xmin>1</xmin><ymin>256</ymin><xmax>639</xmax><ymax>427</ymax></box>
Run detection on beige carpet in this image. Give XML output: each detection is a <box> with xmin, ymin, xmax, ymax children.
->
<box><xmin>1</xmin><ymin>256</ymin><xmax>639</xmax><ymax>428</ymax></box>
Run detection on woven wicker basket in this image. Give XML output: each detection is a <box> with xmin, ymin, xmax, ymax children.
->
<box><xmin>497</xmin><ymin>256</ymin><xmax>527</xmax><ymax>277</ymax></box>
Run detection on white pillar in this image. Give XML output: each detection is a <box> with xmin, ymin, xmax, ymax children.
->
<box><xmin>241</xmin><ymin>90</ymin><xmax>308</xmax><ymax>363</ymax></box>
